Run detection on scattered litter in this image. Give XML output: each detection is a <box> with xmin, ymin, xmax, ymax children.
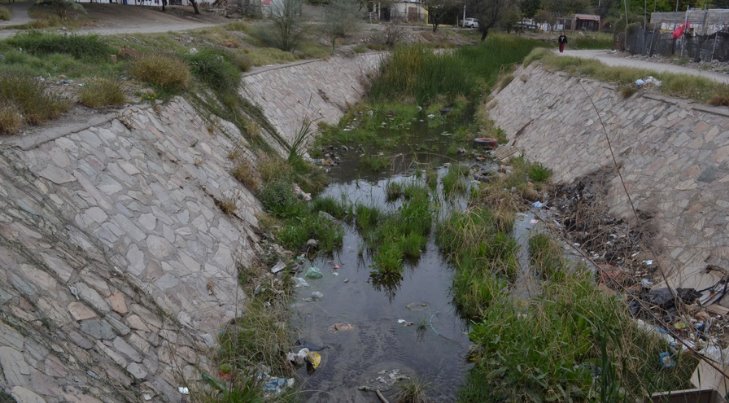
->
<box><xmin>305</xmin><ymin>267</ymin><xmax>323</xmax><ymax>279</ymax></box>
<box><xmin>178</xmin><ymin>386</ymin><xmax>189</xmax><ymax>395</ymax></box>
<box><xmin>427</xmin><ymin>113</ymin><xmax>435</xmax><ymax>119</ymax></box>
<box><xmin>343</xmin><ymin>278</ymin><xmax>350</xmax><ymax>283</ymax></box>
<box><xmin>643</xmin><ymin>259</ymin><xmax>654</xmax><ymax>267</ymax></box>
<box><xmin>287</xmin><ymin>348</ymin><xmax>309</xmax><ymax>365</ymax></box>
<box><xmin>306</xmin><ymin>239</ymin><xmax>319</xmax><ymax>248</ymax></box>
<box><xmin>306</xmin><ymin>351</ymin><xmax>322</xmax><ymax>369</ymax></box>
<box><xmin>473</xmin><ymin>137</ymin><xmax>498</xmax><ymax>150</ymax></box>
<box><xmin>329</xmin><ymin>322</ymin><xmax>354</xmax><ymax>332</ymax></box>
<box><xmin>532</xmin><ymin>201</ymin><xmax>545</xmax><ymax>209</ymax></box>
<box><xmin>659</xmin><ymin>351</ymin><xmax>676</xmax><ymax>369</ymax></box>
<box><xmin>270</xmin><ymin>261</ymin><xmax>286</xmax><ymax>274</ymax></box>
<box><xmin>673</xmin><ymin>321</ymin><xmax>688</xmax><ymax>330</ymax></box>
<box><xmin>440</xmin><ymin>131</ymin><xmax>452</xmax><ymax>136</ymax></box>
<box><xmin>635</xmin><ymin>78</ymin><xmax>646</xmax><ymax>87</ymax></box>
<box><xmin>311</xmin><ymin>291</ymin><xmax>324</xmax><ymax>300</ymax></box>
<box><xmin>397</xmin><ymin>319</ymin><xmax>414</xmax><ymax>326</ymax></box>
<box><xmin>294</xmin><ymin>277</ymin><xmax>309</xmax><ymax>288</ymax></box>
<box><xmin>332</xmin><ymin>263</ymin><xmax>342</xmax><ymax>270</ymax></box>
<box><xmin>405</xmin><ymin>302</ymin><xmax>428</xmax><ymax>311</ymax></box>
<box><xmin>332</xmin><ymin>272</ymin><xmax>339</xmax><ymax>276</ymax></box>
<box><xmin>640</xmin><ymin>278</ymin><xmax>653</xmax><ymax>288</ymax></box>
<box><xmin>293</xmin><ymin>183</ymin><xmax>312</xmax><ymax>201</ymax></box>
<box><xmin>529</xmin><ymin>219</ymin><xmax>539</xmax><ymax>224</ymax></box>
<box><xmin>263</xmin><ymin>377</ymin><xmax>295</xmax><ymax>395</ymax></box>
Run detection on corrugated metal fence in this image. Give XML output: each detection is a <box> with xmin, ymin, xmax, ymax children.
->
<box><xmin>626</xmin><ymin>27</ymin><xmax>729</xmax><ymax>62</ymax></box>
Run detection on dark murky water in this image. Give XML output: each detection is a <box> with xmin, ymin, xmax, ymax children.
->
<box><xmin>292</xmin><ymin>172</ymin><xmax>472</xmax><ymax>402</ymax></box>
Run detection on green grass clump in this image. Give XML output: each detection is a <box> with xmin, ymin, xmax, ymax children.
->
<box><xmin>528</xmin><ymin>234</ymin><xmax>566</xmax><ymax>281</ymax></box>
<box><xmin>436</xmin><ymin>208</ymin><xmax>517</xmax><ymax>319</ymax></box>
<box><xmin>311</xmin><ymin>196</ymin><xmax>349</xmax><ymax>220</ymax></box>
<box><xmin>461</xmin><ymin>272</ymin><xmax>696</xmax><ymax>401</ymax></box>
<box><xmin>130</xmin><ymin>54</ymin><xmax>190</xmax><ymax>92</ymax></box>
<box><xmin>527</xmin><ymin>162</ymin><xmax>551</xmax><ymax>183</ymax></box>
<box><xmin>386</xmin><ymin>181</ymin><xmax>404</xmax><ymax>201</ymax></box>
<box><xmin>259</xmin><ymin>180</ymin><xmax>306</xmax><ymax>219</ymax></box>
<box><xmin>277</xmin><ymin>213</ymin><xmax>343</xmax><ymax>253</ymax></box>
<box><xmin>441</xmin><ymin>163</ymin><xmax>469</xmax><ymax>197</ymax></box>
<box><xmin>187</xmin><ymin>47</ymin><xmax>241</xmax><ymax>92</ymax></box>
<box><xmin>355</xmin><ymin>204</ymin><xmax>382</xmax><ymax>233</ymax></box>
<box><xmin>0</xmin><ymin>6</ymin><xmax>11</xmax><ymax>20</ymax></box>
<box><xmin>8</xmin><ymin>32</ymin><xmax>112</xmax><ymax>59</ymax></box>
<box><xmin>0</xmin><ymin>73</ymin><xmax>69</xmax><ymax>134</ymax></box>
<box><xmin>79</xmin><ymin>78</ymin><xmax>125</xmax><ymax>108</ymax></box>
<box><xmin>571</xmin><ymin>33</ymin><xmax>614</xmax><ymax>50</ymax></box>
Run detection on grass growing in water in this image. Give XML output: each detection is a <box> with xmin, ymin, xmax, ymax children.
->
<box><xmin>441</xmin><ymin>163</ymin><xmax>469</xmax><ymax>197</ymax></box>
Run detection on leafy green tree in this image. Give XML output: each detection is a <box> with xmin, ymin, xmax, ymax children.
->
<box><xmin>469</xmin><ymin>0</ymin><xmax>515</xmax><ymax>41</ymax></box>
<box><xmin>426</xmin><ymin>0</ymin><xmax>460</xmax><ymax>32</ymax></box>
<box><xmin>521</xmin><ymin>0</ymin><xmax>541</xmax><ymax>17</ymax></box>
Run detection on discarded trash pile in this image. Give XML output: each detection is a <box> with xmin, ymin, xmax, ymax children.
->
<box><xmin>549</xmin><ymin>168</ymin><xmax>653</xmax><ymax>285</ymax></box>
<box><xmin>544</xmin><ymin>169</ymin><xmax>729</xmax><ymax>396</ymax></box>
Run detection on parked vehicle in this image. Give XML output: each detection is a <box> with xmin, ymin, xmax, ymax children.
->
<box><xmin>462</xmin><ymin>18</ymin><xmax>479</xmax><ymax>29</ymax></box>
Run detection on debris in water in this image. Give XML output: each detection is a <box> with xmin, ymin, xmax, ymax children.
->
<box><xmin>532</xmin><ymin>201</ymin><xmax>545</xmax><ymax>209</ymax></box>
<box><xmin>329</xmin><ymin>322</ymin><xmax>354</xmax><ymax>332</ymax></box>
<box><xmin>405</xmin><ymin>302</ymin><xmax>428</xmax><ymax>311</ymax></box>
<box><xmin>271</xmin><ymin>261</ymin><xmax>286</xmax><ymax>274</ymax></box>
<box><xmin>397</xmin><ymin>319</ymin><xmax>414</xmax><ymax>326</ymax></box>
<box><xmin>641</xmin><ymin>278</ymin><xmax>653</xmax><ymax>288</ymax></box>
<box><xmin>294</xmin><ymin>277</ymin><xmax>309</xmax><ymax>288</ymax></box>
<box><xmin>306</xmin><ymin>351</ymin><xmax>322</xmax><ymax>369</ymax></box>
<box><xmin>473</xmin><ymin>137</ymin><xmax>498</xmax><ymax>149</ymax></box>
<box><xmin>287</xmin><ymin>348</ymin><xmax>310</xmax><ymax>365</ymax></box>
<box><xmin>529</xmin><ymin>219</ymin><xmax>539</xmax><ymax>224</ymax></box>
<box><xmin>263</xmin><ymin>377</ymin><xmax>295</xmax><ymax>395</ymax></box>
<box><xmin>305</xmin><ymin>267</ymin><xmax>323</xmax><ymax>279</ymax></box>
<box><xmin>311</xmin><ymin>291</ymin><xmax>324</xmax><ymax>300</ymax></box>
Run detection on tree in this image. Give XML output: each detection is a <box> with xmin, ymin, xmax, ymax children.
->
<box><xmin>540</xmin><ymin>0</ymin><xmax>591</xmax><ymax>15</ymax></box>
<box><xmin>270</xmin><ymin>0</ymin><xmax>304</xmax><ymax>51</ymax></box>
<box><xmin>469</xmin><ymin>0</ymin><xmax>517</xmax><ymax>41</ymax></box>
<box><xmin>425</xmin><ymin>0</ymin><xmax>460</xmax><ymax>32</ymax></box>
<box><xmin>322</xmin><ymin>0</ymin><xmax>361</xmax><ymax>53</ymax></box>
<box><xmin>521</xmin><ymin>0</ymin><xmax>541</xmax><ymax>18</ymax></box>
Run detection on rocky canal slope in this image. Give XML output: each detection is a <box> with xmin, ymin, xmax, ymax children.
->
<box><xmin>0</xmin><ymin>53</ymin><xmax>381</xmax><ymax>402</ymax></box>
<box><xmin>491</xmin><ymin>64</ymin><xmax>729</xmax><ymax>295</ymax></box>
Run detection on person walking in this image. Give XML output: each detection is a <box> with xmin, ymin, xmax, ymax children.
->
<box><xmin>558</xmin><ymin>32</ymin><xmax>568</xmax><ymax>53</ymax></box>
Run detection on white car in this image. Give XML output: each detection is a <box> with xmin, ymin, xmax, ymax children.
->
<box><xmin>462</xmin><ymin>18</ymin><xmax>479</xmax><ymax>29</ymax></box>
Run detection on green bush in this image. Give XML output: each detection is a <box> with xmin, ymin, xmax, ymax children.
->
<box><xmin>0</xmin><ymin>6</ymin><xmax>11</xmax><ymax>20</ymax></box>
<box><xmin>259</xmin><ymin>180</ymin><xmax>305</xmax><ymax>219</ymax></box>
<box><xmin>79</xmin><ymin>78</ymin><xmax>125</xmax><ymax>108</ymax></box>
<box><xmin>0</xmin><ymin>73</ymin><xmax>69</xmax><ymax>132</ymax></box>
<box><xmin>8</xmin><ymin>32</ymin><xmax>111</xmax><ymax>59</ymax></box>
<box><xmin>187</xmin><ymin>48</ymin><xmax>242</xmax><ymax>92</ymax></box>
<box><xmin>130</xmin><ymin>55</ymin><xmax>190</xmax><ymax>92</ymax></box>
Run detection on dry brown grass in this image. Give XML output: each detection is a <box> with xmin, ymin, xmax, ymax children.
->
<box><xmin>0</xmin><ymin>105</ymin><xmax>22</xmax><ymax>135</ymax></box>
<box><xmin>130</xmin><ymin>55</ymin><xmax>190</xmax><ymax>92</ymax></box>
<box><xmin>231</xmin><ymin>158</ymin><xmax>261</xmax><ymax>191</ymax></box>
<box><xmin>215</xmin><ymin>197</ymin><xmax>237</xmax><ymax>215</ymax></box>
<box><xmin>79</xmin><ymin>78</ymin><xmax>125</xmax><ymax>108</ymax></box>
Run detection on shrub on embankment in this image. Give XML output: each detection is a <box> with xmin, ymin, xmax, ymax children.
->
<box><xmin>0</xmin><ymin>73</ymin><xmax>69</xmax><ymax>134</ymax></box>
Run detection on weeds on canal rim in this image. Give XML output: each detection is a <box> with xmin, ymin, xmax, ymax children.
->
<box><xmin>437</xmin><ymin>161</ymin><xmax>696</xmax><ymax>401</ymax></box>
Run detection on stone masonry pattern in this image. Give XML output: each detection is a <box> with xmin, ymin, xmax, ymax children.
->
<box><xmin>0</xmin><ymin>98</ymin><xmax>262</xmax><ymax>402</ymax></box>
<box><xmin>491</xmin><ymin>64</ymin><xmax>729</xmax><ymax>292</ymax></box>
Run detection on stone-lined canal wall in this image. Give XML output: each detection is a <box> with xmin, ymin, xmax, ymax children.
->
<box><xmin>0</xmin><ymin>53</ymin><xmax>382</xmax><ymax>402</ymax></box>
<box><xmin>242</xmin><ymin>53</ymin><xmax>385</xmax><ymax>149</ymax></box>
<box><xmin>490</xmin><ymin>64</ymin><xmax>729</xmax><ymax>292</ymax></box>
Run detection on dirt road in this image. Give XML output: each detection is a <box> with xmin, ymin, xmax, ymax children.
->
<box><xmin>559</xmin><ymin>49</ymin><xmax>729</xmax><ymax>85</ymax></box>
<box><xmin>0</xmin><ymin>3</ymin><xmax>224</xmax><ymax>39</ymax></box>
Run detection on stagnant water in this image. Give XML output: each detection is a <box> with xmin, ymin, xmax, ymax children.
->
<box><xmin>291</xmin><ymin>170</ymin><xmax>473</xmax><ymax>402</ymax></box>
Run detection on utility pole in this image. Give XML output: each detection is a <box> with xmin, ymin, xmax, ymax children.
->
<box><xmin>624</xmin><ymin>0</ymin><xmax>629</xmax><ymax>50</ymax></box>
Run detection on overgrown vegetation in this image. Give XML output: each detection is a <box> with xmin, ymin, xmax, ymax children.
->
<box><xmin>131</xmin><ymin>54</ymin><xmax>191</xmax><ymax>92</ymax></box>
<box><xmin>0</xmin><ymin>73</ymin><xmax>69</xmax><ymax>134</ymax></box>
<box><xmin>8</xmin><ymin>32</ymin><xmax>111</xmax><ymax>59</ymax></box>
<box><xmin>525</xmin><ymin>47</ymin><xmax>729</xmax><ymax>104</ymax></box>
<box><xmin>0</xmin><ymin>6</ymin><xmax>11</xmax><ymax>21</ymax></box>
<box><xmin>79</xmin><ymin>78</ymin><xmax>125</xmax><ymax>108</ymax></box>
<box><xmin>436</xmin><ymin>156</ymin><xmax>696</xmax><ymax>400</ymax></box>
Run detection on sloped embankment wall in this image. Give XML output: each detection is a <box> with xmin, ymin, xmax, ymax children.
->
<box><xmin>0</xmin><ymin>51</ymin><xmax>383</xmax><ymax>402</ymax></box>
<box><xmin>490</xmin><ymin>64</ymin><xmax>729</xmax><ymax>291</ymax></box>
<box><xmin>0</xmin><ymin>98</ymin><xmax>262</xmax><ymax>402</ymax></box>
<box><xmin>241</xmin><ymin>53</ymin><xmax>384</xmax><ymax>148</ymax></box>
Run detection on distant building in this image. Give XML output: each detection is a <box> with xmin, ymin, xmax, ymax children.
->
<box><xmin>573</xmin><ymin>14</ymin><xmax>600</xmax><ymax>31</ymax></box>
